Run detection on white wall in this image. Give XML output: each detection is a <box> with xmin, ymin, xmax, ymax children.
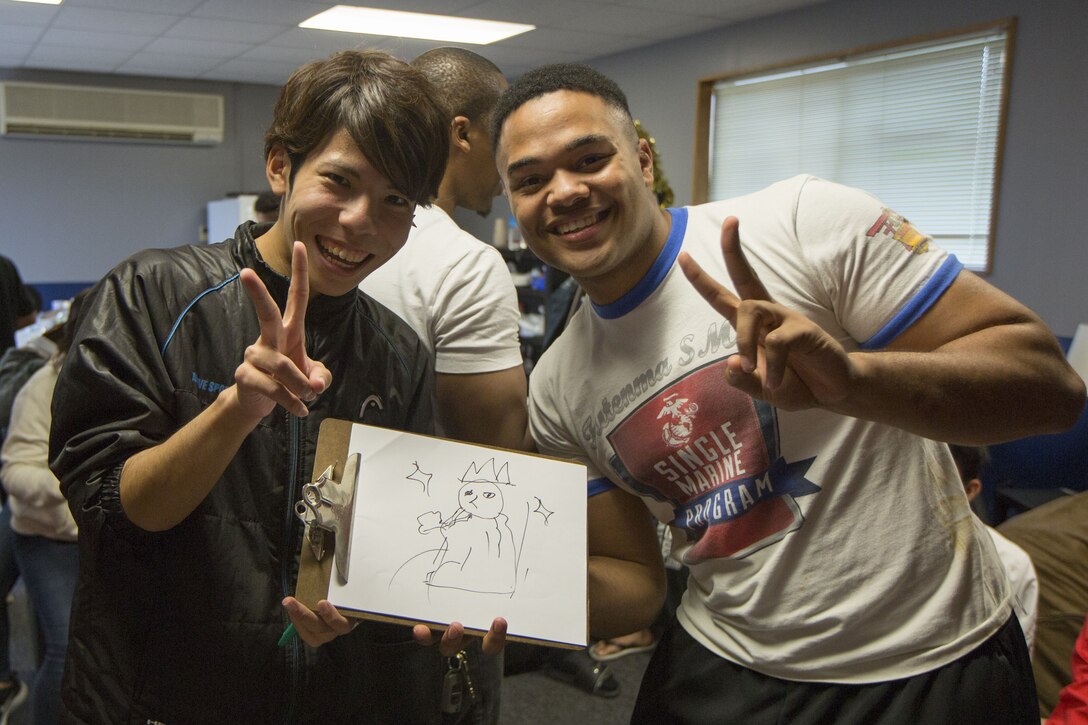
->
<box><xmin>0</xmin><ymin>69</ymin><xmax>279</xmax><ymax>286</ymax></box>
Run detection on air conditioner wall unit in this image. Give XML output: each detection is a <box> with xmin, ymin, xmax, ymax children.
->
<box><xmin>0</xmin><ymin>81</ymin><xmax>224</xmax><ymax>145</ymax></box>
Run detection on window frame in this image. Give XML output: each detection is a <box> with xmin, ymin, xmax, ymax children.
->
<box><xmin>692</xmin><ymin>18</ymin><xmax>1016</xmax><ymax>275</ymax></box>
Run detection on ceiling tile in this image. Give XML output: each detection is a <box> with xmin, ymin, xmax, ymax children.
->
<box><xmin>142</xmin><ymin>36</ymin><xmax>252</xmax><ymax>58</ymax></box>
<box><xmin>66</xmin><ymin>0</ymin><xmax>203</xmax><ymax>12</ymax></box>
<box><xmin>38</xmin><ymin>27</ymin><xmax>154</xmax><ymax>52</ymax></box>
<box><xmin>190</xmin><ymin>0</ymin><xmax>332</xmax><ymax>24</ymax></box>
<box><xmin>117</xmin><ymin>52</ymin><xmax>224</xmax><ymax>76</ymax></box>
<box><xmin>0</xmin><ymin>4</ymin><xmax>59</xmax><ymax>25</ymax></box>
<box><xmin>51</xmin><ymin>7</ymin><xmax>182</xmax><ymax>35</ymax></box>
<box><xmin>164</xmin><ymin>17</ymin><xmax>286</xmax><ymax>44</ymax></box>
<box><xmin>0</xmin><ymin>24</ymin><xmax>44</xmax><ymax>45</ymax></box>
<box><xmin>24</xmin><ymin>44</ymin><xmax>133</xmax><ymax>71</ymax></box>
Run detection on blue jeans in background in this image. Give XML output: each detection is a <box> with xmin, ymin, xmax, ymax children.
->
<box><xmin>12</xmin><ymin>534</ymin><xmax>77</xmax><ymax>725</ymax></box>
<box><xmin>0</xmin><ymin>505</ymin><xmax>19</xmax><ymax>684</ymax></box>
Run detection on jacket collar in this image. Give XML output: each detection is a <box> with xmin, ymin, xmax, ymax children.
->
<box><xmin>233</xmin><ymin>221</ymin><xmax>357</xmax><ymax>323</ymax></box>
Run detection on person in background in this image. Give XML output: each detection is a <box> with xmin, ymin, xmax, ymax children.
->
<box><xmin>490</xmin><ymin>63</ymin><xmax>1085</xmax><ymax>724</ymax></box>
<box><xmin>0</xmin><ymin>258</ymin><xmax>37</xmax><ymax>355</ymax></box>
<box><xmin>362</xmin><ymin>47</ymin><xmax>525</xmax><ymax>450</ymax></box>
<box><xmin>0</xmin><ymin>292</ymin><xmax>87</xmax><ymax>725</ymax></box>
<box><xmin>999</xmin><ymin>491</ymin><xmax>1088</xmax><ymax>718</ymax></box>
<box><xmin>49</xmin><ymin>50</ymin><xmax>503</xmax><ymax>725</ymax></box>
<box><xmin>253</xmin><ymin>190</ymin><xmax>281</xmax><ymax>224</ymax></box>
<box><xmin>360</xmin><ymin>46</ymin><xmax>523</xmax><ymax>721</ymax></box>
<box><xmin>0</xmin><ymin>282</ymin><xmax>43</xmax><ymax>724</ymax></box>
<box><xmin>949</xmin><ymin>444</ymin><xmax>1038</xmax><ymax>656</ymax></box>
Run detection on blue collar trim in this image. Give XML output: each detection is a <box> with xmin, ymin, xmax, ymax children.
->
<box><xmin>593</xmin><ymin>207</ymin><xmax>687</xmax><ymax>320</ymax></box>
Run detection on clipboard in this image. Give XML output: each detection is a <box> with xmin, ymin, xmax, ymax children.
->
<box><xmin>294</xmin><ymin>418</ymin><xmax>588</xmax><ymax>649</ymax></box>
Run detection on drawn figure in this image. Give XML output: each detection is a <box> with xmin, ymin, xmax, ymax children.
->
<box><xmin>406</xmin><ymin>460</ymin><xmax>433</xmax><ymax>495</ymax></box>
<box><xmin>658</xmin><ymin>393</ymin><xmax>699</xmax><ymax>447</ymax></box>
<box><xmin>533</xmin><ymin>497</ymin><xmax>554</xmax><ymax>525</ymax></box>
<box><xmin>416</xmin><ymin>459</ymin><xmax>518</xmax><ymax>594</ymax></box>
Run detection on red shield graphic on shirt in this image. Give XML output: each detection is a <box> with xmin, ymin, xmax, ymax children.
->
<box><xmin>607</xmin><ymin>358</ymin><xmax>817</xmax><ymax>562</ymax></box>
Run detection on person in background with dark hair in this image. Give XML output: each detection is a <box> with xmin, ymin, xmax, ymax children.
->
<box><xmin>0</xmin><ymin>279</ymin><xmax>42</xmax><ymax>724</ymax></box>
<box><xmin>490</xmin><ymin>62</ymin><xmax>1085</xmax><ymax>724</ymax></box>
<box><xmin>49</xmin><ymin>50</ymin><xmax>503</xmax><ymax>725</ymax></box>
<box><xmin>1</xmin><ymin>291</ymin><xmax>88</xmax><ymax>725</ymax></box>
<box><xmin>949</xmin><ymin>444</ymin><xmax>1038</xmax><ymax>656</ymax></box>
<box><xmin>253</xmin><ymin>190</ymin><xmax>281</xmax><ymax>223</ymax></box>
<box><xmin>360</xmin><ymin>46</ymin><xmax>521</xmax><ymax>722</ymax></box>
<box><xmin>0</xmin><ymin>259</ymin><xmax>37</xmax><ymax>355</ymax></box>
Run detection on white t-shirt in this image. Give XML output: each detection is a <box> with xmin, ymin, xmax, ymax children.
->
<box><xmin>529</xmin><ymin>176</ymin><xmax>1012</xmax><ymax>683</ymax></box>
<box><xmin>361</xmin><ymin>204</ymin><xmax>522</xmax><ymax>375</ymax></box>
<box><xmin>987</xmin><ymin>525</ymin><xmax>1038</xmax><ymax>656</ymax></box>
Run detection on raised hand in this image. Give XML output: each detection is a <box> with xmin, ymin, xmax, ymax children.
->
<box><xmin>235</xmin><ymin>242</ymin><xmax>332</xmax><ymax>419</ymax></box>
<box><xmin>678</xmin><ymin>217</ymin><xmax>854</xmax><ymax>411</ymax></box>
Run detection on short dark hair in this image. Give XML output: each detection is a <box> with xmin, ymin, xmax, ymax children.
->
<box><xmin>490</xmin><ymin>63</ymin><xmax>633</xmax><ymax>152</ymax></box>
<box><xmin>253</xmin><ymin>191</ymin><xmax>280</xmax><ymax>216</ymax></box>
<box><xmin>949</xmin><ymin>444</ymin><xmax>990</xmax><ymax>485</ymax></box>
<box><xmin>412</xmin><ymin>47</ymin><xmax>505</xmax><ymax>125</ymax></box>
<box><xmin>264</xmin><ymin>50</ymin><xmax>448</xmax><ymax>205</ymax></box>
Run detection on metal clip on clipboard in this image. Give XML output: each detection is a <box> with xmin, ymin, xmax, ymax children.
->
<box><xmin>294</xmin><ymin>453</ymin><xmax>360</xmax><ymax>585</ymax></box>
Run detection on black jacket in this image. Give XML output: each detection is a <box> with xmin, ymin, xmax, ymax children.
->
<box><xmin>50</xmin><ymin>223</ymin><xmax>436</xmax><ymax>724</ymax></box>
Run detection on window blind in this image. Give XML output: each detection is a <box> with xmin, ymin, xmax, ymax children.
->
<box><xmin>707</xmin><ymin>30</ymin><xmax>1008</xmax><ymax>271</ymax></box>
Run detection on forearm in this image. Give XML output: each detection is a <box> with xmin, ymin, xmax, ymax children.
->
<box><xmin>436</xmin><ymin>366</ymin><xmax>529</xmax><ymax>451</ymax></box>
<box><xmin>120</xmin><ymin>386</ymin><xmax>262</xmax><ymax>531</ymax></box>
<box><xmin>588</xmin><ymin>554</ymin><xmax>666</xmax><ymax>639</ymax></box>
<box><xmin>838</xmin><ymin>321</ymin><xmax>1086</xmax><ymax>444</ymax></box>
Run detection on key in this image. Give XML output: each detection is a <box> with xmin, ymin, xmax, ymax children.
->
<box><xmin>456</xmin><ymin>651</ymin><xmax>476</xmax><ymax>703</ymax></box>
<box><xmin>441</xmin><ymin>656</ymin><xmax>463</xmax><ymax>714</ymax></box>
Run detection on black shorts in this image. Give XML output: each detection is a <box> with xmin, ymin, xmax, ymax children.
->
<box><xmin>631</xmin><ymin>613</ymin><xmax>1036</xmax><ymax>725</ymax></box>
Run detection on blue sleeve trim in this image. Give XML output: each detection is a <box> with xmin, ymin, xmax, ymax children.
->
<box><xmin>593</xmin><ymin>208</ymin><xmax>687</xmax><ymax>320</ymax></box>
<box><xmin>161</xmin><ymin>274</ymin><xmax>240</xmax><ymax>355</ymax></box>
<box><xmin>861</xmin><ymin>256</ymin><xmax>963</xmax><ymax>350</ymax></box>
<box><xmin>588</xmin><ymin>477</ymin><xmax>617</xmax><ymax>497</ymax></box>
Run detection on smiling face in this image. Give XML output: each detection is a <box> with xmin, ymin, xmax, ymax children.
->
<box><xmin>258</xmin><ymin>127</ymin><xmax>416</xmax><ymax>298</ymax></box>
<box><xmin>458</xmin><ymin>481</ymin><xmax>503</xmax><ymax>520</ymax></box>
<box><xmin>497</xmin><ymin>90</ymin><xmax>670</xmax><ymax>305</ymax></box>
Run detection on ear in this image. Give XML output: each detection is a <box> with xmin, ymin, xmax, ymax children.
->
<box><xmin>450</xmin><ymin>116</ymin><xmax>472</xmax><ymax>154</ymax></box>
<box><xmin>964</xmin><ymin>477</ymin><xmax>983</xmax><ymax>503</ymax></box>
<box><xmin>637</xmin><ymin>136</ymin><xmax>654</xmax><ymax>187</ymax></box>
<box><xmin>266</xmin><ymin>145</ymin><xmax>291</xmax><ymax>195</ymax></box>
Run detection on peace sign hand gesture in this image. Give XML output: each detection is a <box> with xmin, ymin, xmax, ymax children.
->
<box><xmin>678</xmin><ymin>217</ymin><xmax>856</xmax><ymax>411</ymax></box>
<box><xmin>235</xmin><ymin>241</ymin><xmax>332</xmax><ymax>421</ymax></box>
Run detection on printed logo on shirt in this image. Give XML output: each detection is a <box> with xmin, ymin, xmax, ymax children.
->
<box><xmin>607</xmin><ymin>358</ymin><xmax>818</xmax><ymax>562</ymax></box>
<box><xmin>190</xmin><ymin>372</ymin><xmax>228</xmax><ymax>396</ymax></box>
<box><xmin>866</xmin><ymin>208</ymin><xmax>931</xmax><ymax>254</ymax></box>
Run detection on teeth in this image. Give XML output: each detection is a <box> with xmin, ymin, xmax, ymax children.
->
<box><xmin>556</xmin><ymin>214</ymin><xmax>599</xmax><ymax>235</ymax></box>
<box><xmin>319</xmin><ymin>238</ymin><xmax>366</xmax><ymax>264</ymax></box>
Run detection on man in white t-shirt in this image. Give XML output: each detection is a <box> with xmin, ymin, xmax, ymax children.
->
<box><xmin>489</xmin><ymin>63</ymin><xmax>1086</xmax><ymax>723</ymax></box>
<box><xmin>362</xmin><ymin>48</ymin><xmax>526</xmax><ymax>451</ymax></box>
<box><xmin>360</xmin><ymin>48</ymin><xmax>525</xmax><ymax>723</ymax></box>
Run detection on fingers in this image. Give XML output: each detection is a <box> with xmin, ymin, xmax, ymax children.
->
<box><xmin>678</xmin><ymin>251</ymin><xmax>740</xmax><ymax>326</ymax></box>
<box><xmin>481</xmin><ymin>617</ymin><xmax>508</xmax><ymax>656</ymax></box>
<box><xmin>240</xmin><ymin>268</ymin><xmax>283</xmax><ymax>349</ymax></box>
<box><xmin>719</xmin><ymin>217</ymin><xmax>772</xmax><ymax>302</ymax></box>
<box><xmin>282</xmin><ymin>597</ymin><xmax>354</xmax><ymax>647</ymax></box>
<box><xmin>411</xmin><ymin>618</ymin><xmax>508</xmax><ymax>657</ymax></box>
<box><xmin>282</xmin><ymin>242</ymin><xmax>310</xmax><ymax>368</ymax></box>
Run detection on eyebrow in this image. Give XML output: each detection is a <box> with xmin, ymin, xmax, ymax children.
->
<box><xmin>505</xmin><ymin>134</ymin><xmax>613</xmax><ymax>176</ymax></box>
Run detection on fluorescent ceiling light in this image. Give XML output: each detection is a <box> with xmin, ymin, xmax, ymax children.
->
<box><xmin>300</xmin><ymin>5</ymin><xmax>534</xmax><ymax>45</ymax></box>
<box><xmin>10</xmin><ymin>0</ymin><xmax>63</xmax><ymax>4</ymax></box>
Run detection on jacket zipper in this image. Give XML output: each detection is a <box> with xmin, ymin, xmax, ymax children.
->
<box><xmin>283</xmin><ymin>411</ymin><xmax>302</xmax><ymax>725</ymax></box>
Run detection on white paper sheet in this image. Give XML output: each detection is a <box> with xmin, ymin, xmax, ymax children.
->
<box><xmin>327</xmin><ymin>423</ymin><xmax>588</xmax><ymax>647</ymax></box>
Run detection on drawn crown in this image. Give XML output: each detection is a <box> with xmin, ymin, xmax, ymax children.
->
<box><xmin>460</xmin><ymin>458</ymin><xmax>511</xmax><ymax>485</ymax></box>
